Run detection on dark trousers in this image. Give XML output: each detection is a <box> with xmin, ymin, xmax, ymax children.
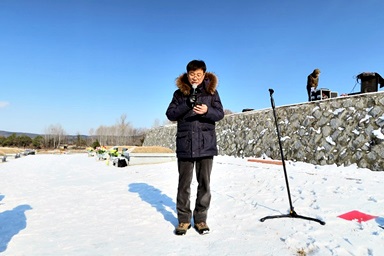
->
<box><xmin>176</xmin><ymin>156</ymin><xmax>213</xmax><ymax>224</ymax></box>
<box><xmin>307</xmin><ymin>86</ymin><xmax>312</xmax><ymax>101</ymax></box>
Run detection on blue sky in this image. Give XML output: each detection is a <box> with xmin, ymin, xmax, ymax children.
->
<box><xmin>1</xmin><ymin>0</ymin><xmax>383</xmax><ymax>135</ymax></box>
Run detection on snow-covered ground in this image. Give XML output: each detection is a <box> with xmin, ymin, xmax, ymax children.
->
<box><xmin>0</xmin><ymin>154</ymin><xmax>383</xmax><ymax>255</ymax></box>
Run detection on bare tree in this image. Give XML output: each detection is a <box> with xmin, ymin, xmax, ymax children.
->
<box><xmin>88</xmin><ymin>128</ymin><xmax>95</xmax><ymax>146</ymax></box>
<box><xmin>44</xmin><ymin>124</ymin><xmax>66</xmax><ymax>148</ymax></box>
<box><xmin>162</xmin><ymin>119</ymin><xmax>175</xmax><ymax>125</ymax></box>
<box><xmin>95</xmin><ymin>125</ymin><xmax>108</xmax><ymax>146</ymax></box>
<box><xmin>91</xmin><ymin>114</ymin><xmax>142</xmax><ymax>146</ymax></box>
<box><xmin>116</xmin><ymin>114</ymin><xmax>128</xmax><ymax>145</ymax></box>
<box><xmin>152</xmin><ymin>118</ymin><xmax>161</xmax><ymax>128</ymax></box>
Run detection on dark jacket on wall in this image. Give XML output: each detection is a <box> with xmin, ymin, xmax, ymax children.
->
<box><xmin>166</xmin><ymin>72</ymin><xmax>224</xmax><ymax>159</ymax></box>
<box><xmin>307</xmin><ymin>74</ymin><xmax>319</xmax><ymax>89</ymax></box>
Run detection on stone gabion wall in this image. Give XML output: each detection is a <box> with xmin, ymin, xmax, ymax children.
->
<box><xmin>143</xmin><ymin>92</ymin><xmax>384</xmax><ymax>171</ymax></box>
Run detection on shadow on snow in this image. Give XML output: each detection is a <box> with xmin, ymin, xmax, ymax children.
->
<box><xmin>128</xmin><ymin>183</ymin><xmax>178</xmax><ymax>226</ymax></box>
<box><xmin>0</xmin><ymin>195</ymin><xmax>32</xmax><ymax>253</ymax></box>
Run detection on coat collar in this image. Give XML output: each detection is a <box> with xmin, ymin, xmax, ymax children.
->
<box><xmin>175</xmin><ymin>72</ymin><xmax>218</xmax><ymax>96</ymax></box>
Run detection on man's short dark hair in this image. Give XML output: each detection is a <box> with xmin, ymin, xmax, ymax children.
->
<box><xmin>186</xmin><ymin>60</ymin><xmax>206</xmax><ymax>73</ymax></box>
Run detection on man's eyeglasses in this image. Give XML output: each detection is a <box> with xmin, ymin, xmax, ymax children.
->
<box><xmin>188</xmin><ymin>72</ymin><xmax>204</xmax><ymax>78</ymax></box>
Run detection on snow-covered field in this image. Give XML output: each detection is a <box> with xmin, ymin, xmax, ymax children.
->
<box><xmin>0</xmin><ymin>154</ymin><xmax>383</xmax><ymax>255</ymax></box>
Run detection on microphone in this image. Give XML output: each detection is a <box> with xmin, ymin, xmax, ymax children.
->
<box><xmin>192</xmin><ymin>84</ymin><xmax>198</xmax><ymax>92</ymax></box>
<box><xmin>190</xmin><ymin>84</ymin><xmax>198</xmax><ymax>107</ymax></box>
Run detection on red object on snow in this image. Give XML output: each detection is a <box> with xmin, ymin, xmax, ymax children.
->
<box><xmin>338</xmin><ymin>210</ymin><xmax>377</xmax><ymax>223</ymax></box>
<box><xmin>247</xmin><ymin>158</ymin><xmax>282</xmax><ymax>165</ymax></box>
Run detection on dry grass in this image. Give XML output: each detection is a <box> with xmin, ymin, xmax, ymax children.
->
<box><xmin>109</xmin><ymin>146</ymin><xmax>174</xmax><ymax>153</ymax></box>
<box><xmin>0</xmin><ymin>147</ymin><xmax>24</xmax><ymax>155</ymax></box>
<box><xmin>130</xmin><ymin>146</ymin><xmax>174</xmax><ymax>153</ymax></box>
<box><xmin>0</xmin><ymin>146</ymin><xmax>174</xmax><ymax>155</ymax></box>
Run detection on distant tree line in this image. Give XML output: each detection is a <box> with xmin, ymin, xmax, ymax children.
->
<box><xmin>0</xmin><ymin>131</ymin><xmax>76</xmax><ymax>149</ymax></box>
<box><xmin>89</xmin><ymin>114</ymin><xmax>146</xmax><ymax>147</ymax></box>
<box><xmin>0</xmin><ymin>133</ymin><xmax>44</xmax><ymax>149</ymax></box>
<box><xmin>1</xmin><ymin>111</ymin><xmax>234</xmax><ymax>149</ymax></box>
<box><xmin>0</xmin><ymin>114</ymin><xmax>146</xmax><ymax>149</ymax></box>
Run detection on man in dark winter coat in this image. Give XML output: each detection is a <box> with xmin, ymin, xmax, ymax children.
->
<box><xmin>166</xmin><ymin>60</ymin><xmax>224</xmax><ymax>235</ymax></box>
<box><xmin>306</xmin><ymin>68</ymin><xmax>321</xmax><ymax>101</ymax></box>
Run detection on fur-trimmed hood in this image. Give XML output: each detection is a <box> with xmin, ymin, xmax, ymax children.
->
<box><xmin>175</xmin><ymin>72</ymin><xmax>218</xmax><ymax>96</ymax></box>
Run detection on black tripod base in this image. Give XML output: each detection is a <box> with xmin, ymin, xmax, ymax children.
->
<box><xmin>260</xmin><ymin>210</ymin><xmax>326</xmax><ymax>225</ymax></box>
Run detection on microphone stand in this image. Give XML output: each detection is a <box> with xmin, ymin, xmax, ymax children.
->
<box><xmin>260</xmin><ymin>89</ymin><xmax>325</xmax><ymax>225</ymax></box>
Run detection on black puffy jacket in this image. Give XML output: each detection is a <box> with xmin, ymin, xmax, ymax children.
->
<box><xmin>166</xmin><ymin>72</ymin><xmax>224</xmax><ymax>159</ymax></box>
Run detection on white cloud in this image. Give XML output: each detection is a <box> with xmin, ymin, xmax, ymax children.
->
<box><xmin>0</xmin><ymin>101</ymin><xmax>9</xmax><ymax>108</ymax></box>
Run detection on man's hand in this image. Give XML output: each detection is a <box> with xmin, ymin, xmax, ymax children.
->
<box><xmin>193</xmin><ymin>104</ymin><xmax>208</xmax><ymax>115</ymax></box>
